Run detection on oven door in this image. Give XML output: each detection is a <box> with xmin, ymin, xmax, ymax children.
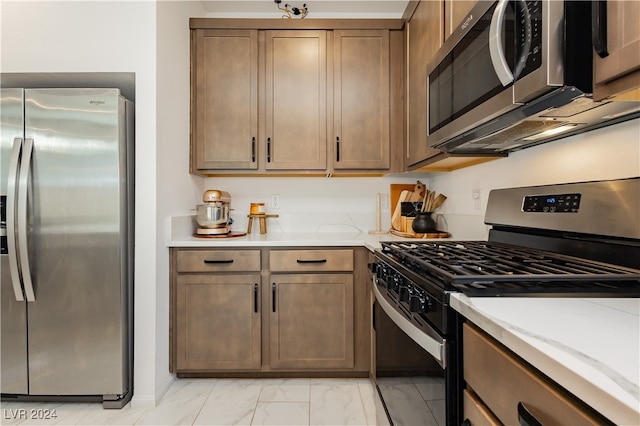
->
<box><xmin>427</xmin><ymin>0</ymin><xmax>551</xmax><ymax>148</ymax></box>
<box><xmin>372</xmin><ymin>278</ymin><xmax>449</xmax><ymax>425</ymax></box>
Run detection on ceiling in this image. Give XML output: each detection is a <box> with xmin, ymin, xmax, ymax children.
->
<box><xmin>199</xmin><ymin>1</ymin><xmax>410</xmax><ymax>19</ymax></box>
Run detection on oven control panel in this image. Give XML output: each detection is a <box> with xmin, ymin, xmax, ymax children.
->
<box><xmin>522</xmin><ymin>193</ymin><xmax>581</xmax><ymax>213</ymax></box>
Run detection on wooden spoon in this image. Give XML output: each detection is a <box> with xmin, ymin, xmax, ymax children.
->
<box><xmin>432</xmin><ymin>194</ymin><xmax>447</xmax><ymax>211</ymax></box>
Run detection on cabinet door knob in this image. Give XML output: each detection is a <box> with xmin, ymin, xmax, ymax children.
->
<box><xmin>336</xmin><ymin>136</ymin><xmax>340</xmax><ymax>162</ymax></box>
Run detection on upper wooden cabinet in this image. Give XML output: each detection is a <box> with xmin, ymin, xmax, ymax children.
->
<box><xmin>405</xmin><ymin>0</ymin><xmax>444</xmax><ymax>167</ymax></box>
<box><xmin>190</xmin><ymin>20</ymin><xmax>403</xmax><ymax>176</ymax></box>
<box><xmin>443</xmin><ymin>0</ymin><xmax>477</xmax><ymax>41</ymax></box>
<box><xmin>593</xmin><ymin>0</ymin><xmax>640</xmax><ymax>101</ymax></box>
<box><xmin>333</xmin><ymin>30</ymin><xmax>390</xmax><ymax>170</ymax></box>
<box><xmin>265</xmin><ymin>30</ymin><xmax>327</xmax><ymax>171</ymax></box>
<box><xmin>192</xmin><ymin>29</ymin><xmax>258</xmax><ymax>170</ymax></box>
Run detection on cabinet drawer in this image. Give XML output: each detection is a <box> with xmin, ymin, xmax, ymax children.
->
<box><xmin>269</xmin><ymin>249</ymin><xmax>353</xmax><ymax>272</ymax></box>
<box><xmin>176</xmin><ymin>250</ymin><xmax>261</xmax><ymax>273</ymax></box>
<box><xmin>463</xmin><ymin>323</ymin><xmax>606</xmax><ymax>426</ymax></box>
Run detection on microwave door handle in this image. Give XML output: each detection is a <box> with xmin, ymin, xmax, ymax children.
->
<box><xmin>592</xmin><ymin>1</ymin><xmax>609</xmax><ymax>58</ymax></box>
<box><xmin>17</xmin><ymin>138</ymin><xmax>35</xmax><ymax>302</ymax></box>
<box><xmin>7</xmin><ymin>138</ymin><xmax>25</xmax><ymax>301</ymax></box>
<box><xmin>489</xmin><ymin>0</ymin><xmax>514</xmax><ymax>86</ymax></box>
<box><xmin>512</xmin><ymin>0</ymin><xmax>533</xmax><ymax>80</ymax></box>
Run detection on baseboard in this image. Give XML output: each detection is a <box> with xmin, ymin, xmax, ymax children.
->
<box><xmin>130</xmin><ymin>374</ymin><xmax>175</xmax><ymax>409</ymax></box>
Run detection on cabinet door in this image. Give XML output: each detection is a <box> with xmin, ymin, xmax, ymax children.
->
<box><xmin>175</xmin><ymin>274</ymin><xmax>261</xmax><ymax>371</ymax></box>
<box><xmin>270</xmin><ymin>273</ymin><xmax>354</xmax><ymax>369</ymax></box>
<box><xmin>406</xmin><ymin>1</ymin><xmax>444</xmax><ymax>167</ymax></box>
<box><xmin>192</xmin><ymin>29</ymin><xmax>258</xmax><ymax>171</ymax></box>
<box><xmin>265</xmin><ymin>30</ymin><xmax>327</xmax><ymax>170</ymax></box>
<box><xmin>444</xmin><ymin>0</ymin><xmax>477</xmax><ymax>40</ymax></box>
<box><xmin>593</xmin><ymin>0</ymin><xmax>640</xmax><ymax>101</ymax></box>
<box><xmin>333</xmin><ymin>30</ymin><xmax>390</xmax><ymax>170</ymax></box>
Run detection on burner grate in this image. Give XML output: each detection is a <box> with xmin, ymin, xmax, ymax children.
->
<box><xmin>381</xmin><ymin>241</ymin><xmax>640</xmax><ymax>284</ymax></box>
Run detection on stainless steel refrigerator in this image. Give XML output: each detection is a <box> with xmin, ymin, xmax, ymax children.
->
<box><xmin>1</xmin><ymin>88</ymin><xmax>133</xmax><ymax>408</ymax></box>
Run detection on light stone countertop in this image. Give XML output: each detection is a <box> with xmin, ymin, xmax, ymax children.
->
<box><xmin>450</xmin><ymin>294</ymin><xmax>640</xmax><ymax>425</ymax></box>
<box><xmin>166</xmin><ymin>215</ymin><xmax>460</xmax><ymax>251</ymax></box>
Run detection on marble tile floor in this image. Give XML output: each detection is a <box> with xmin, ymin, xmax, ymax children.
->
<box><xmin>0</xmin><ymin>378</ymin><xmax>386</xmax><ymax>426</ymax></box>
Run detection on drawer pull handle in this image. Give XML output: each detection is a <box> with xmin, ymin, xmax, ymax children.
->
<box><xmin>203</xmin><ymin>259</ymin><xmax>234</xmax><ymax>264</ymax></box>
<box><xmin>517</xmin><ymin>402</ymin><xmax>543</xmax><ymax>426</ymax></box>
<box><xmin>296</xmin><ymin>259</ymin><xmax>327</xmax><ymax>264</ymax></box>
<box><xmin>272</xmin><ymin>283</ymin><xmax>277</xmax><ymax>312</ymax></box>
<box><xmin>254</xmin><ymin>283</ymin><xmax>259</xmax><ymax>313</ymax></box>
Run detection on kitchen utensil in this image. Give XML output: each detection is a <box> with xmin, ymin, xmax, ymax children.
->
<box><xmin>432</xmin><ymin>194</ymin><xmax>448</xmax><ymax>211</ymax></box>
<box><xmin>390</xmin><ymin>184</ymin><xmax>415</xmax><ymax>212</ymax></box>
<box><xmin>196</xmin><ymin>189</ymin><xmax>232</xmax><ymax>235</ymax></box>
<box><xmin>391</xmin><ymin>190</ymin><xmax>410</xmax><ymax>231</ymax></box>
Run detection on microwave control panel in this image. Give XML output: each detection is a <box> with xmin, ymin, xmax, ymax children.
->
<box><xmin>522</xmin><ymin>193</ymin><xmax>581</xmax><ymax>213</ymax></box>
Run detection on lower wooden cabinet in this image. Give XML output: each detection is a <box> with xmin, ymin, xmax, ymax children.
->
<box><xmin>269</xmin><ymin>273</ymin><xmax>354</xmax><ymax>369</ymax></box>
<box><xmin>174</xmin><ymin>274</ymin><xmax>261</xmax><ymax>371</ymax></box>
<box><xmin>170</xmin><ymin>247</ymin><xmax>368</xmax><ymax>375</ymax></box>
<box><xmin>463</xmin><ymin>323</ymin><xmax>610</xmax><ymax>425</ymax></box>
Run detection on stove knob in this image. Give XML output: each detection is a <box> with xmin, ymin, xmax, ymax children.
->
<box><xmin>409</xmin><ymin>293</ymin><xmax>425</xmax><ymax>313</ymax></box>
<box><xmin>388</xmin><ymin>274</ymin><xmax>401</xmax><ymax>291</ymax></box>
<box><xmin>398</xmin><ymin>282</ymin><xmax>410</xmax><ymax>301</ymax></box>
<box><xmin>410</xmin><ymin>292</ymin><xmax>434</xmax><ymax>313</ymax></box>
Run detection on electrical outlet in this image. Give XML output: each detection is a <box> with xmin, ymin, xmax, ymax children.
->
<box><xmin>271</xmin><ymin>194</ymin><xmax>280</xmax><ymax>209</ymax></box>
<box><xmin>472</xmin><ymin>184</ymin><xmax>482</xmax><ymax>211</ymax></box>
<box><xmin>380</xmin><ymin>193</ymin><xmax>389</xmax><ymax>209</ymax></box>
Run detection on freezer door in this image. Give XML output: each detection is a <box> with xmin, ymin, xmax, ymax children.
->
<box><xmin>24</xmin><ymin>89</ymin><xmax>128</xmax><ymax>396</ymax></box>
<box><xmin>0</xmin><ymin>88</ymin><xmax>29</xmax><ymax>394</ymax></box>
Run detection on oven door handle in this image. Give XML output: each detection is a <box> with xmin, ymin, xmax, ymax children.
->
<box><xmin>372</xmin><ymin>278</ymin><xmax>446</xmax><ymax>368</ymax></box>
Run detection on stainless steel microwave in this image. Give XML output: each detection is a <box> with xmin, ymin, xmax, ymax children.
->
<box><xmin>426</xmin><ymin>0</ymin><xmax>640</xmax><ymax>154</ymax></box>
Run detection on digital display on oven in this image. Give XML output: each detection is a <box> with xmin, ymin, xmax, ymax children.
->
<box><xmin>522</xmin><ymin>193</ymin><xmax>581</xmax><ymax>213</ymax></box>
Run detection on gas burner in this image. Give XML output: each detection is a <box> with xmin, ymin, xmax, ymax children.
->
<box><xmin>380</xmin><ymin>241</ymin><xmax>640</xmax><ymax>285</ymax></box>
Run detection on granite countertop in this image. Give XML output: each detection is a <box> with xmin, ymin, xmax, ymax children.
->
<box><xmin>450</xmin><ymin>294</ymin><xmax>640</xmax><ymax>425</ymax></box>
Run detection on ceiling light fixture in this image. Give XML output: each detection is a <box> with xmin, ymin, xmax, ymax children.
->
<box><xmin>274</xmin><ymin>0</ymin><xmax>308</xmax><ymax>19</ymax></box>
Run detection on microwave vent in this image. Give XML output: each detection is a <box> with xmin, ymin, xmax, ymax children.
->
<box><xmin>469</xmin><ymin>120</ymin><xmax>569</xmax><ymax>148</ymax></box>
<box><xmin>540</xmin><ymin>97</ymin><xmax>605</xmax><ymax>118</ymax></box>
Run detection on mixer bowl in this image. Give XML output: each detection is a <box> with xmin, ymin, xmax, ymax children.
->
<box><xmin>196</xmin><ymin>203</ymin><xmax>229</xmax><ymax>228</ymax></box>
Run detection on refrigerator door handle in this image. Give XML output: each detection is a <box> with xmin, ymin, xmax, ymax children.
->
<box><xmin>17</xmin><ymin>138</ymin><xmax>36</xmax><ymax>302</ymax></box>
<box><xmin>7</xmin><ymin>138</ymin><xmax>25</xmax><ymax>301</ymax></box>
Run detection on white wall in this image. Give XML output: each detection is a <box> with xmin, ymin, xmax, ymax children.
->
<box><xmin>1</xmin><ymin>0</ymin><xmax>160</xmax><ymax>406</ymax></box>
<box><xmin>429</xmin><ymin>118</ymin><xmax>640</xmax><ymax>218</ymax></box>
<box><xmin>155</xmin><ymin>0</ymin><xmax>205</xmax><ymax>401</ymax></box>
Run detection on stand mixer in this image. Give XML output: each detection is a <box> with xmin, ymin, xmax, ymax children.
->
<box><xmin>195</xmin><ymin>190</ymin><xmax>232</xmax><ymax>235</ymax></box>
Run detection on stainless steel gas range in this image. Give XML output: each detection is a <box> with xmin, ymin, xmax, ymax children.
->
<box><xmin>370</xmin><ymin>177</ymin><xmax>640</xmax><ymax>426</ymax></box>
